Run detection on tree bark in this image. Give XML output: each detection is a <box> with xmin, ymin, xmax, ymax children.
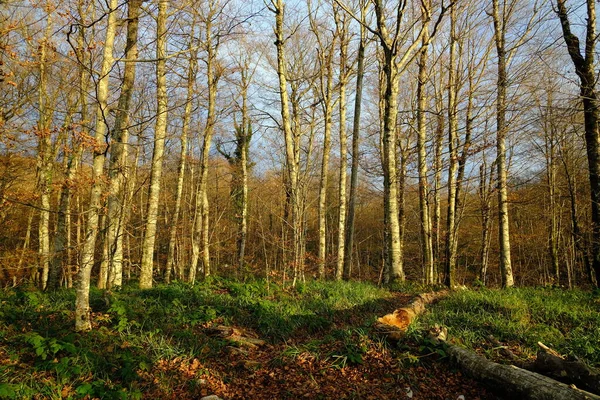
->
<box><xmin>444</xmin><ymin>342</ymin><xmax>600</xmax><ymax>400</ymax></box>
<box><xmin>76</xmin><ymin>0</ymin><xmax>117</xmax><ymax>331</ymax></box>
<box><xmin>556</xmin><ymin>0</ymin><xmax>600</xmax><ymax>287</ymax></box>
<box><xmin>166</xmin><ymin>29</ymin><xmax>196</xmax><ymax>283</ymax></box>
<box><xmin>106</xmin><ymin>0</ymin><xmax>141</xmax><ymax>289</ymax></box>
<box><xmin>343</xmin><ymin>1</ymin><xmax>367</xmax><ymax>280</ymax></box>
<box><xmin>492</xmin><ymin>0</ymin><xmax>515</xmax><ymax>287</ymax></box>
<box><xmin>140</xmin><ymin>0</ymin><xmax>169</xmax><ymax>289</ymax></box>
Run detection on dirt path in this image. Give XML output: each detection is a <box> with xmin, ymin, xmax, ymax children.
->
<box><xmin>137</xmin><ymin>292</ymin><xmax>502</xmax><ymax>399</ymax></box>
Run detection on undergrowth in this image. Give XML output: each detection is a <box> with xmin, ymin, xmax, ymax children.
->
<box><xmin>0</xmin><ymin>278</ymin><xmax>396</xmax><ymax>398</ymax></box>
<box><xmin>415</xmin><ymin>287</ymin><xmax>600</xmax><ymax>366</ymax></box>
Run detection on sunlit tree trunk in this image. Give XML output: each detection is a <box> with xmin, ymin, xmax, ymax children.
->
<box><xmin>336</xmin><ymin>11</ymin><xmax>349</xmax><ymax>281</ymax></box>
<box><xmin>106</xmin><ymin>0</ymin><xmax>141</xmax><ymax>289</ymax></box>
<box><xmin>445</xmin><ymin>6</ymin><xmax>458</xmax><ymax>287</ymax></box>
<box><xmin>76</xmin><ymin>0</ymin><xmax>117</xmax><ymax>331</ymax></box>
<box><xmin>343</xmin><ymin>2</ymin><xmax>366</xmax><ymax>279</ymax></box>
<box><xmin>140</xmin><ymin>0</ymin><xmax>169</xmax><ymax>289</ymax></box>
<box><xmin>416</xmin><ymin>12</ymin><xmax>433</xmax><ymax>284</ymax></box>
<box><xmin>36</xmin><ymin>11</ymin><xmax>53</xmax><ymax>290</ymax></box>
<box><xmin>492</xmin><ymin>0</ymin><xmax>514</xmax><ymax>287</ymax></box>
<box><xmin>166</xmin><ymin>29</ymin><xmax>196</xmax><ymax>282</ymax></box>
<box><xmin>271</xmin><ymin>0</ymin><xmax>301</xmax><ymax>284</ymax></box>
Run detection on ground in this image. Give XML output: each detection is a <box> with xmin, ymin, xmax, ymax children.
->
<box><xmin>5</xmin><ymin>279</ymin><xmax>597</xmax><ymax>399</ymax></box>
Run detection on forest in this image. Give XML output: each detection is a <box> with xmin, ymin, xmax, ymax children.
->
<box><xmin>1</xmin><ymin>0</ymin><xmax>600</xmax><ymax>398</ymax></box>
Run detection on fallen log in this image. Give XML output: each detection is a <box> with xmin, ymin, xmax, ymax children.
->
<box><xmin>532</xmin><ymin>342</ymin><xmax>600</xmax><ymax>395</ymax></box>
<box><xmin>439</xmin><ymin>337</ymin><xmax>600</xmax><ymax>400</ymax></box>
<box><xmin>374</xmin><ymin>290</ymin><xmax>449</xmax><ymax>340</ymax></box>
<box><xmin>204</xmin><ymin>325</ymin><xmax>265</xmax><ymax>348</ymax></box>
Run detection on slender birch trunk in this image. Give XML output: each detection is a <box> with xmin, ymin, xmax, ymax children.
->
<box><xmin>271</xmin><ymin>0</ymin><xmax>301</xmax><ymax>284</ymax></box>
<box><xmin>140</xmin><ymin>0</ymin><xmax>168</xmax><ymax>289</ymax></box>
<box><xmin>166</xmin><ymin>28</ymin><xmax>196</xmax><ymax>283</ymax></box>
<box><xmin>343</xmin><ymin>2</ymin><xmax>366</xmax><ymax>279</ymax></box>
<box><xmin>492</xmin><ymin>0</ymin><xmax>514</xmax><ymax>287</ymax></box>
<box><xmin>336</xmin><ymin>12</ymin><xmax>349</xmax><ymax>281</ymax></box>
<box><xmin>106</xmin><ymin>0</ymin><xmax>141</xmax><ymax>288</ymax></box>
<box><xmin>36</xmin><ymin>11</ymin><xmax>53</xmax><ymax>290</ymax></box>
<box><xmin>416</xmin><ymin>15</ymin><xmax>433</xmax><ymax>284</ymax></box>
<box><xmin>445</xmin><ymin>7</ymin><xmax>458</xmax><ymax>287</ymax></box>
<box><xmin>198</xmin><ymin>11</ymin><xmax>219</xmax><ymax>278</ymax></box>
<box><xmin>75</xmin><ymin>0</ymin><xmax>117</xmax><ymax>331</ymax></box>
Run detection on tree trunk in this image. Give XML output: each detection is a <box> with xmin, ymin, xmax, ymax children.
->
<box><xmin>556</xmin><ymin>0</ymin><xmax>600</xmax><ymax>287</ymax></box>
<box><xmin>492</xmin><ymin>0</ymin><xmax>515</xmax><ymax>287</ymax></box>
<box><xmin>272</xmin><ymin>0</ymin><xmax>301</xmax><ymax>284</ymax></box>
<box><xmin>336</xmin><ymin>12</ymin><xmax>349</xmax><ymax>281</ymax></box>
<box><xmin>106</xmin><ymin>0</ymin><xmax>141</xmax><ymax>289</ymax></box>
<box><xmin>445</xmin><ymin>7</ymin><xmax>458</xmax><ymax>288</ymax></box>
<box><xmin>444</xmin><ymin>342</ymin><xmax>600</xmax><ymax>400</ymax></box>
<box><xmin>36</xmin><ymin>11</ymin><xmax>53</xmax><ymax>290</ymax></box>
<box><xmin>76</xmin><ymin>0</ymin><xmax>117</xmax><ymax>331</ymax></box>
<box><xmin>140</xmin><ymin>0</ymin><xmax>169</xmax><ymax>289</ymax></box>
<box><xmin>343</xmin><ymin>2</ymin><xmax>366</xmax><ymax>280</ymax></box>
<box><xmin>416</xmin><ymin>23</ymin><xmax>433</xmax><ymax>284</ymax></box>
<box><xmin>166</xmin><ymin>30</ymin><xmax>196</xmax><ymax>283</ymax></box>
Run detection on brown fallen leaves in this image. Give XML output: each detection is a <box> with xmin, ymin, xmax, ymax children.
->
<box><xmin>133</xmin><ymin>292</ymin><xmax>501</xmax><ymax>400</ymax></box>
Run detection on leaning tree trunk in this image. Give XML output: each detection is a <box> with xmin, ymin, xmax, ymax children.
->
<box><xmin>140</xmin><ymin>0</ymin><xmax>168</xmax><ymax>289</ymax></box>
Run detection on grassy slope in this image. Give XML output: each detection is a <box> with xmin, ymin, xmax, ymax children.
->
<box><xmin>415</xmin><ymin>287</ymin><xmax>600</xmax><ymax>366</ymax></box>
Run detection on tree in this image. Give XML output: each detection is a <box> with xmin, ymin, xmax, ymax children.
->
<box><xmin>76</xmin><ymin>0</ymin><xmax>118</xmax><ymax>331</ymax></box>
<box><xmin>556</xmin><ymin>0</ymin><xmax>600</xmax><ymax>287</ymax></box>
<box><xmin>105</xmin><ymin>0</ymin><xmax>142</xmax><ymax>289</ymax></box>
<box><xmin>140</xmin><ymin>0</ymin><xmax>169</xmax><ymax>289</ymax></box>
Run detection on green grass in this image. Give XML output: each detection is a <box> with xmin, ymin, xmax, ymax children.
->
<box><xmin>415</xmin><ymin>287</ymin><xmax>600</xmax><ymax>366</ymax></box>
<box><xmin>0</xmin><ymin>278</ymin><xmax>396</xmax><ymax>398</ymax></box>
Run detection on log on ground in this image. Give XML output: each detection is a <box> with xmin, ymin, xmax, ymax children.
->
<box><xmin>532</xmin><ymin>342</ymin><xmax>600</xmax><ymax>395</ymax></box>
<box><xmin>374</xmin><ymin>290</ymin><xmax>449</xmax><ymax>340</ymax></box>
<box><xmin>445</xmin><ymin>342</ymin><xmax>600</xmax><ymax>400</ymax></box>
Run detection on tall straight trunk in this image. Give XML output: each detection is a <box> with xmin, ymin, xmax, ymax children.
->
<box><xmin>49</xmin><ymin>103</ymin><xmax>77</xmax><ymax>290</ymax></box>
<box><xmin>197</xmin><ymin>11</ymin><xmax>219</xmax><ymax>278</ymax></box>
<box><xmin>166</xmin><ymin>30</ymin><xmax>196</xmax><ymax>283</ymax></box>
<box><xmin>316</xmin><ymin>42</ymin><xmax>334</xmax><ymax>280</ymax></box>
<box><xmin>343</xmin><ymin>4</ymin><xmax>366</xmax><ymax>279</ymax></box>
<box><xmin>272</xmin><ymin>0</ymin><xmax>301</xmax><ymax>284</ymax></box>
<box><xmin>381</xmin><ymin>47</ymin><xmax>404</xmax><ymax>283</ymax></box>
<box><xmin>556</xmin><ymin>0</ymin><xmax>600</xmax><ymax>287</ymax></box>
<box><xmin>76</xmin><ymin>0</ymin><xmax>117</xmax><ymax>331</ymax></box>
<box><xmin>432</xmin><ymin>89</ymin><xmax>444</xmax><ymax>282</ymax></box>
<box><xmin>336</xmin><ymin>13</ymin><xmax>349</xmax><ymax>281</ymax></box>
<box><xmin>36</xmin><ymin>12</ymin><xmax>53</xmax><ymax>290</ymax></box>
<box><xmin>479</xmin><ymin>158</ymin><xmax>494</xmax><ymax>285</ymax></box>
<box><xmin>544</xmin><ymin>101</ymin><xmax>560</xmax><ymax>284</ymax></box>
<box><xmin>140</xmin><ymin>0</ymin><xmax>168</xmax><ymax>289</ymax></box>
<box><xmin>235</xmin><ymin>68</ymin><xmax>252</xmax><ymax>271</ymax></box>
<box><xmin>106</xmin><ymin>0</ymin><xmax>141</xmax><ymax>288</ymax></box>
<box><xmin>416</xmin><ymin>22</ymin><xmax>433</xmax><ymax>284</ymax></box>
<box><xmin>492</xmin><ymin>0</ymin><xmax>515</xmax><ymax>287</ymax></box>
<box><xmin>445</xmin><ymin>7</ymin><xmax>458</xmax><ymax>288</ymax></box>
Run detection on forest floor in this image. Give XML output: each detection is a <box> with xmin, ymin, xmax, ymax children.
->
<box><xmin>0</xmin><ymin>278</ymin><xmax>598</xmax><ymax>399</ymax></box>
